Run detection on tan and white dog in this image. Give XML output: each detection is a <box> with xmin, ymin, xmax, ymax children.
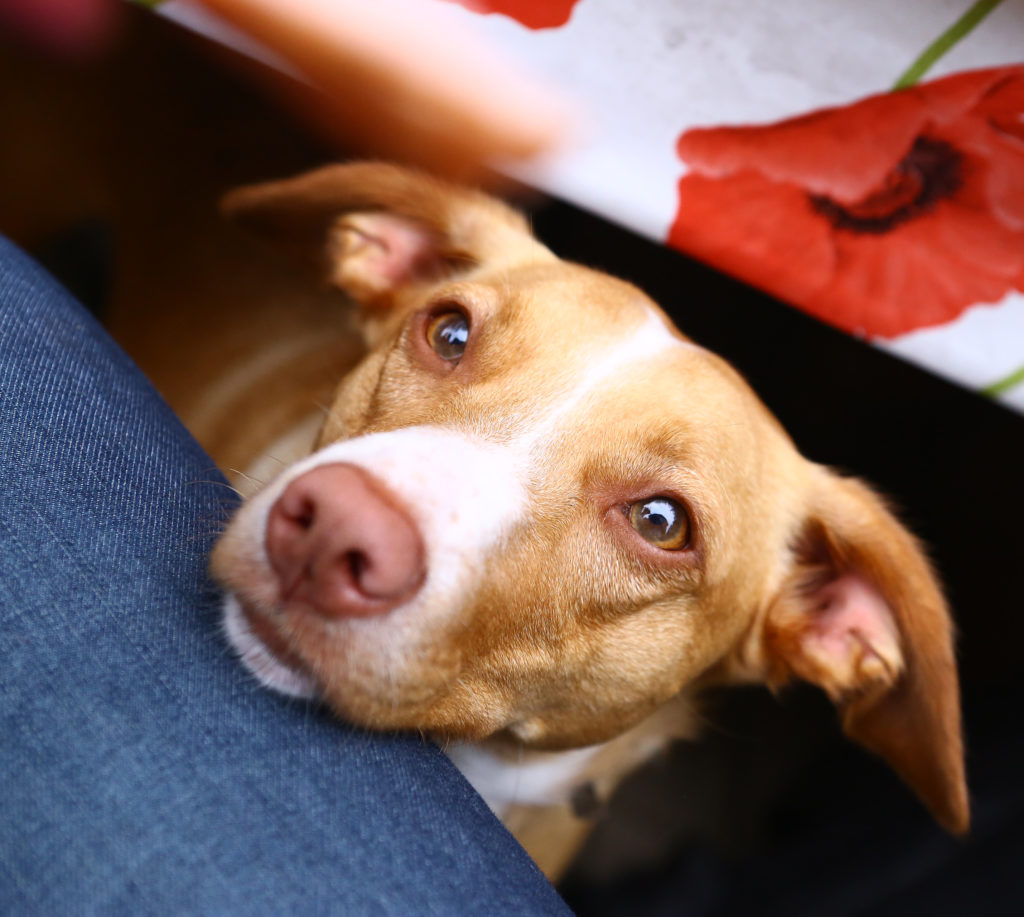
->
<box><xmin>205</xmin><ymin>162</ymin><xmax>966</xmax><ymax>878</ymax></box>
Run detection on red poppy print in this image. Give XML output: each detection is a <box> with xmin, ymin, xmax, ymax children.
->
<box><xmin>668</xmin><ymin>66</ymin><xmax>1024</xmax><ymax>338</ymax></box>
<box><xmin>442</xmin><ymin>0</ymin><xmax>580</xmax><ymax>30</ymax></box>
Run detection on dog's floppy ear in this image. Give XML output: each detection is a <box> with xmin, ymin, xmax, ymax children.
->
<box><xmin>221</xmin><ymin>162</ymin><xmax>550</xmax><ymax>307</ymax></box>
<box><xmin>760</xmin><ymin>468</ymin><xmax>968</xmax><ymax>834</ymax></box>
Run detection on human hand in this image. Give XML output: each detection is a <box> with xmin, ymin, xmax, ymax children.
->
<box><xmin>192</xmin><ymin>0</ymin><xmax>569</xmax><ymax>181</ymax></box>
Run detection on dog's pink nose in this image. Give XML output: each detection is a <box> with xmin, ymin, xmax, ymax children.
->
<box><xmin>265</xmin><ymin>464</ymin><xmax>425</xmax><ymax>618</ymax></box>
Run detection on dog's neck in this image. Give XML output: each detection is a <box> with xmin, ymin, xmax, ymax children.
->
<box><xmin>446</xmin><ymin>695</ymin><xmax>697</xmax><ymax>816</ymax></box>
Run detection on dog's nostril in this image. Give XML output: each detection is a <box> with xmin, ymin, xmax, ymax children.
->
<box><xmin>283</xmin><ymin>496</ymin><xmax>316</xmax><ymax>531</ymax></box>
<box><xmin>346</xmin><ymin>550</ymin><xmax>369</xmax><ymax>584</ymax></box>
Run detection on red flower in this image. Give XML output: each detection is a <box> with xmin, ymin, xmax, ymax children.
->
<box><xmin>442</xmin><ymin>0</ymin><xmax>580</xmax><ymax>30</ymax></box>
<box><xmin>668</xmin><ymin>67</ymin><xmax>1024</xmax><ymax>338</ymax></box>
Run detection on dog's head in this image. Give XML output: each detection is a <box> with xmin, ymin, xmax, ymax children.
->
<box><xmin>212</xmin><ymin>163</ymin><xmax>967</xmax><ymax>833</ymax></box>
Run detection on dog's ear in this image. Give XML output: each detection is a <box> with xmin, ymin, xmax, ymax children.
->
<box><xmin>760</xmin><ymin>468</ymin><xmax>968</xmax><ymax>834</ymax></box>
<box><xmin>221</xmin><ymin>162</ymin><xmax>550</xmax><ymax>307</ymax></box>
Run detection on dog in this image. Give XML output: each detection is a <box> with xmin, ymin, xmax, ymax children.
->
<box><xmin>206</xmin><ymin>162</ymin><xmax>967</xmax><ymax>878</ymax></box>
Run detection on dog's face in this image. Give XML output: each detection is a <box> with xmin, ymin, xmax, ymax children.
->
<box><xmin>211</xmin><ymin>163</ymin><xmax>967</xmax><ymax>833</ymax></box>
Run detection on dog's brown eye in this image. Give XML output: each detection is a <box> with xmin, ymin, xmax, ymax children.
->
<box><xmin>426</xmin><ymin>310</ymin><xmax>470</xmax><ymax>362</ymax></box>
<box><xmin>628</xmin><ymin>497</ymin><xmax>690</xmax><ymax>550</ymax></box>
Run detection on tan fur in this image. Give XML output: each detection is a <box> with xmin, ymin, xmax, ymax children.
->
<box><xmin>201</xmin><ymin>164</ymin><xmax>967</xmax><ymax>872</ymax></box>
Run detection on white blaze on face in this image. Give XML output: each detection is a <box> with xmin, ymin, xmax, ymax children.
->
<box><xmin>518</xmin><ymin>310</ymin><xmax>692</xmax><ymax>458</ymax></box>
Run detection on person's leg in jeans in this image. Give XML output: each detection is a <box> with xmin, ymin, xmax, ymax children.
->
<box><xmin>0</xmin><ymin>237</ymin><xmax>568</xmax><ymax>916</ymax></box>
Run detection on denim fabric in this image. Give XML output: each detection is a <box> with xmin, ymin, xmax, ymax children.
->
<box><xmin>0</xmin><ymin>237</ymin><xmax>569</xmax><ymax>916</ymax></box>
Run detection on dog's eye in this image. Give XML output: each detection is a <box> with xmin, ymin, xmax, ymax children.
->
<box><xmin>628</xmin><ymin>497</ymin><xmax>690</xmax><ymax>550</ymax></box>
<box><xmin>426</xmin><ymin>310</ymin><xmax>470</xmax><ymax>362</ymax></box>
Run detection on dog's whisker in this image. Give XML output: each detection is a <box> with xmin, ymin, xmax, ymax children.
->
<box><xmin>313</xmin><ymin>399</ymin><xmax>351</xmax><ymax>433</ymax></box>
<box><xmin>183</xmin><ymin>478</ymin><xmax>242</xmax><ymax>496</ymax></box>
<box><xmin>228</xmin><ymin>468</ymin><xmax>266</xmax><ymax>489</ymax></box>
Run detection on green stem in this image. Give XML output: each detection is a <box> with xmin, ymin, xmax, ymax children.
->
<box><xmin>892</xmin><ymin>0</ymin><xmax>1005</xmax><ymax>89</ymax></box>
<box><xmin>981</xmin><ymin>363</ymin><xmax>1024</xmax><ymax>399</ymax></box>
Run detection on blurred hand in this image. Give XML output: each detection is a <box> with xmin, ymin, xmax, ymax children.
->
<box><xmin>192</xmin><ymin>0</ymin><xmax>569</xmax><ymax>181</ymax></box>
<box><xmin>0</xmin><ymin>0</ymin><xmax>567</xmax><ymax>181</ymax></box>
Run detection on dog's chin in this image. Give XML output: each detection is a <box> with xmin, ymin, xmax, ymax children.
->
<box><xmin>222</xmin><ymin>595</ymin><xmax>319</xmax><ymax>699</ymax></box>
<box><xmin>220</xmin><ymin>593</ymin><xmax>514</xmax><ymax>737</ymax></box>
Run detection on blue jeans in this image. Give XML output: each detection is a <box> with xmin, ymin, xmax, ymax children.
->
<box><xmin>0</xmin><ymin>238</ymin><xmax>568</xmax><ymax>916</ymax></box>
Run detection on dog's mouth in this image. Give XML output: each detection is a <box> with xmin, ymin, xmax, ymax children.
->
<box><xmin>223</xmin><ymin>596</ymin><xmax>320</xmax><ymax>699</ymax></box>
<box><xmin>221</xmin><ymin>593</ymin><xmax>490</xmax><ymax>734</ymax></box>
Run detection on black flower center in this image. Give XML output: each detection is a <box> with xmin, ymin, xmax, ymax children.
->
<box><xmin>809</xmin><ymin>136</ymin><xmax>962</xmax><ymax>234</ymax></box>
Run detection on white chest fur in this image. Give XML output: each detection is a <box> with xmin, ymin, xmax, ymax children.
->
<box><xmin>445</xmin><ymin>695</ymin><xmax>698</xmax><ymax>817</ymax></box>
<box><xmin>446</xmin><ymin>743</ymin><xmax>605</xmax><ymax>815</ymax></box>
